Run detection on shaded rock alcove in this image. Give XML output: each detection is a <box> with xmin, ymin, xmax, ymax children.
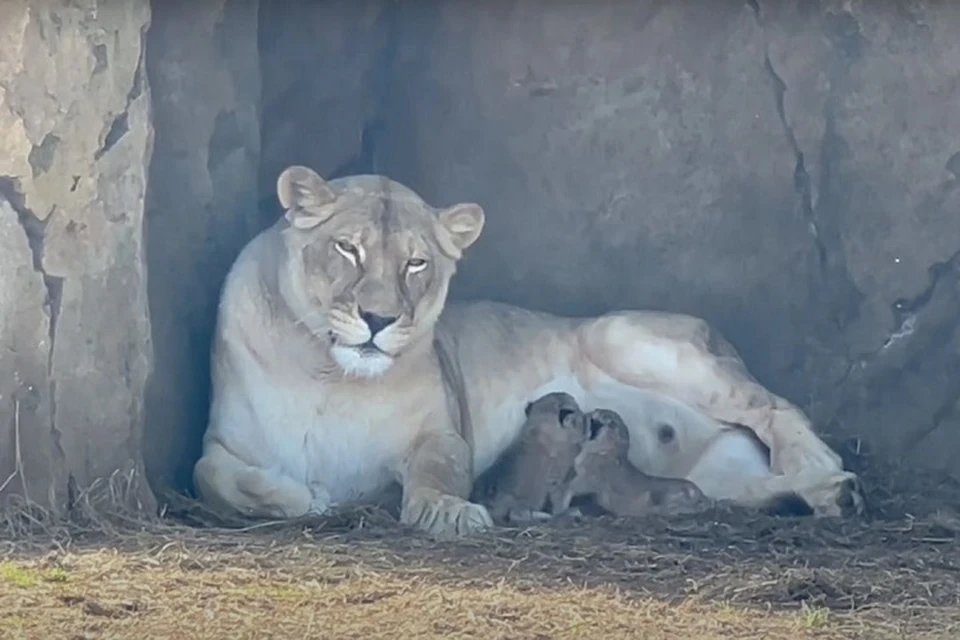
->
<box><xmin>1</xmin><ymin>0</ymin><xmax>958</xmax><ymax>512</ymax></box>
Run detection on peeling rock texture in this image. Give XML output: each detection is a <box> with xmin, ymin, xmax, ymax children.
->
<box><xmin>143</xmin><ymin>0</ymin><xmax>263</xmax><ymax>494</ymax></box>
<box><xmin>0</xmin><ymin>1</ymin><xmax>154</xmax><ymax>510</ymax></box>
<box><xmin>261</xmin><ymin>0</ymin><xmax>960</xmax><ymax>481</ymax></box>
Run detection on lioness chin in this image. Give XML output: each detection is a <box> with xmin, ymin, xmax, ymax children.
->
<box><xmin>192</xmin><ymin>165</ymin><xmax>864</xmax><ymax>538</ymax></box>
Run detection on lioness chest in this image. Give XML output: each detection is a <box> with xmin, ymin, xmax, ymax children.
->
<box><xmin>233</xmin><ymin>368</ymin><xmax>444</xmax><ymax>505</ymax></box>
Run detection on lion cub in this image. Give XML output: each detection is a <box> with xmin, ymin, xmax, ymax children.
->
<box><xmin>482</xmin><ymin>392</ymin><xmax>588</xmax><ymax>524</ymax></box>
<box><xmin>558</xmin><ymin>409</ymin><xmax>710</xmax><ymax>517</ymax></box>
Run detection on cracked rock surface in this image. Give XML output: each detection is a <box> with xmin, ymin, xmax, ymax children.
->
<box><xmin>262</xmin><ymin>0</ymin><xmax>960</xmax><ymax>481</ymax></box>
<box><xmin>0</xmin><ymin>1</ymin><xmax>154</xmax><ymax>511</ymax></box>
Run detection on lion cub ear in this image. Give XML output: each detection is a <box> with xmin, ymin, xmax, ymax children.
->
<box><xmin>277</xmin><ymin>165</ymin><xmax>338</xmax><ymax>230</ymax></box>
<box><xmin>437</xmin><ymin>203</ymin><xmax>485</xmax><ymax>257</ymax></box>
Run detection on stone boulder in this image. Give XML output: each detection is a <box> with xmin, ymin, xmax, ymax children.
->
<box><xmin>0</xmin><ymin>0</ymin><xmax>154</xmax><ymax>511</ymax></box>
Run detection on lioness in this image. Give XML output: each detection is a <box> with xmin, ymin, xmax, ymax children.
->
<box><xmin>481</xmin><ymin>392</ymin><xmax>587</xmax><ymax>524</ymax></box>
<box><xmin>557</xmin><ymin>409</ymin><xmax>710</xmax><ymax>518</ymax></box>
<box><xmin>193</xmin><ymin>165</ymin><xmax>864</xmax><ymax>538</ymax></box>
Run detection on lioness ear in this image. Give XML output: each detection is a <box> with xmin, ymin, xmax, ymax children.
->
<box><xmin>437</xmin><ymin>203</ymin><xmax>485</xmax><ymax>256</ymax></box>
<box><xmin>277</xmin><ymin>165</ymin><xmax>338</xmax><ymax>230</ymax></box>
<box><xmin>524</xmin><ymin>402</ymin><xmax>533</xmax><ymax>418</ymax></box>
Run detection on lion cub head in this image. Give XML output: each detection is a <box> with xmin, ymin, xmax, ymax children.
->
<box><xmin>275</xmin><ymin>165</ymin><xmax>485</xmax><ymax>378</ymax></box>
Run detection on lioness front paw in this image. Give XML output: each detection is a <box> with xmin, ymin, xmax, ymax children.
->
<box><xmin>794</xmin><ymin>471</ymin><xmax>865</xmax><ymax>518</ymax></box>
<box><xmin>400</xmin><ymin>488</ymin><xmax>493</xmax><ymax>537</ymax></box>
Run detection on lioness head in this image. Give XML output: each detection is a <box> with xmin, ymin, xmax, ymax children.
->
<box><xmin>275</xmin><ymin>165</ymin><xmax>485</xmax><ymax>378</ymax></box>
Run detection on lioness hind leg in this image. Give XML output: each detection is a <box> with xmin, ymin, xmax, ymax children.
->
<box><xmin>193</xmin><ymin>442</ymin><xmax>316</xmax><ymax>519</ymax></box>
<box><xmin>579</xmin><ymin>312</ymin><xmax>864</xmax><ymax>517</ymax></box>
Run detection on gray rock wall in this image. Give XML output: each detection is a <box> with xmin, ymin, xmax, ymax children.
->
<box><xmin>3</xmin><ymin>0</ymin><xmax>956</xmax><ymax>510</ymax></box>
<box><xmin>258</xmin><ymin>0</ymin><xmax>394</xmax><ymax>207</ymax></box>
<box><xmin>143</xmin><ymin>0</ymin><xmax>263</xmax><ymax>495</ymax></box>
<box><xmin>261</xmin><ymin>0</ymin><xmax>960</xmax><ymax>481</ymax></box>
<box><xmin>0</xmin><ymin>1</ymin><xmax>154</xmax><ymax>511</ymax></box>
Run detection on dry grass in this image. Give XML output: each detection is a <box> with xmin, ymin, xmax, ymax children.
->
<box><xmin>2</xmin><ymin>452</ymin><xmax>960</xmax><ymax>639</ymax></box>
<box><xmin>0</xmin><ymin>542</ymin><xmax>930</xmax><ymax>640</ymax></box>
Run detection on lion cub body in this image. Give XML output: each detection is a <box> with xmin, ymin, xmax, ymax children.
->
<box><xmin>560</xmin><ymin>409</ymin><xmax>709</xmax><ymax>518</ymax></box>
<box><xmin>481</xmin><ymin>392</ymin><xmax>586</xmax><ymax>524</ymax></box>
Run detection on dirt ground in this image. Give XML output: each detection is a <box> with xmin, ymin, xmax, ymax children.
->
<box><xmin>2</xmin><ymin>452</ymin><xmax>960</xmax><ymax>639</ymax></box>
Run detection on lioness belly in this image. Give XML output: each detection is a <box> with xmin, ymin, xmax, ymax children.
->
<box><xmin>442</xmin><ymin>301</ymin><xmax>762</xmax><ymax>495</ymax></box>
<box><xmin>476</xmin><ymin>371</ymin><xmax>755</xmax><ymax>500</ymax></box>
<box><xmin>686</xmin><ymin>429</ymin><xmax>772</xmax><ymax>501</ymax></box>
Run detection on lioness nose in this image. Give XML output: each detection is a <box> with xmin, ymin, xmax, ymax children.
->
<box><xmin>359</xmin><ymin>309</ymin><xmax>397</xmax><ymax>336</ymax></box>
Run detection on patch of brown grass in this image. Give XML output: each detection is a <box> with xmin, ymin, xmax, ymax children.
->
<box><xmin>1</xmin><ymin>542</ymin><xmax>952</xmax><ymax>640</ymax></box>
<box><xmin>1</xmin><ymin>455</ymin><xmax>960</xmax><ymax>638</ymax></box>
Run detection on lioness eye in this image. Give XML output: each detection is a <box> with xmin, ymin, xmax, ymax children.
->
<box><xmin>405</xmin><ymin>258</ymin><xmax>428</xmax><ymax>274</ymax></box>
<box><xmin>334</xmin><ymin>240</ymin><xmax>359</xmax><ymax>264</ymax></box>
